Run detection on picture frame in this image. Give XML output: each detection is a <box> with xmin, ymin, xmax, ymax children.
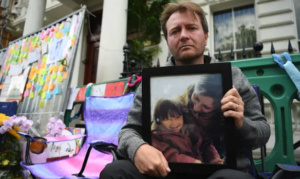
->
<box><xmin>142</xmin><ymin>62</ymin><xmax>237</xmax><ymax>175</ymax></box>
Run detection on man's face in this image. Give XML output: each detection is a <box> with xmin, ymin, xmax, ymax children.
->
<box><xmin>161</xmin><ymin>113</ymin><xmax>183</xmax><ymax>133</ymax></box>
<box><xmin>166</xmin><ymin>10</ymin><xmax>208</xmax><ymax>65</ymax></box>
<box><xmin>191</xmin><ymin>93</ymin><xmax>215</xmax><ymax>126</ymax></box>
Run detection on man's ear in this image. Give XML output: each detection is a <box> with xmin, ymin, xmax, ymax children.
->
<box><xmin>205</xmin><ymin>33</ymin><xmax>209</xmax><ymax>46</ymax></box>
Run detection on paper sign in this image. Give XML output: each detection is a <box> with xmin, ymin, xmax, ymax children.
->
<box><xmin>0</xmin><ymin>76</ymin><xmax>11</xmax><ymax>101</ymax></box>
<box><xmin>39</xmin><ymin>100</ymin><xmax>44</xmax><ymax>108</ymax></box>
<box><xmin>67</xmin><ymin>88</ymin><xmax>79</xmax><ymax>110</ymax></box>
<box><xmin>24</xmin><ymin>90</ymin><xmax>29</xmax><ymax>97</ymax></box>
<box><xmin>52</xmin><ymin>72</ymin><xmax>57</xmax><ymax>79</ymax></box>
<box><xmin>9</xmin><ymin>64</ymin><xmax>23</xmax><ymax>76</ymax></box>
<box><xmin>38</xmin><ymin>89</ymin><xmax>42</xmax><ymax>96</ymax></box>
<box><xmin>29</xmin><ymin>91</ymin><xmax>34</xmax><ymax>99</ymax></box>
<box><xmin>63</xmin><ymin>71</ymin><xmax>68</xmax><ymax>79</ymax></box>
<box><xmin>46</xmin><ymin>75</ymin><xmax>50</xmax><ymax>82</ymax></box>
<box><xmin>57</xmin><ymin>75</ymin><xmax>63</xmax><ymax>82</ymax></box>
<box><xmin>54</xmin><ymin>86</ymin><xmax>59</xmax><ymax>95</ymax></box>
<box><xmin>90</xmin><ymin>84</ymin><xmax>106</xmax><ymax>97</ymax></box>
<box><xmin>75</xmin><ymin>87</ymin><xmax>86</xmax><ymax>101</ymax></box>
<box><xmin>42</xmin><ymin>42</ymin><xmax>48</xmax><ymax>55</ymax></box>
<box><xmin>26</xmin><ymin>82</ymin><xmax>32</xmax><ymax>89</ymax></box>
<box><xmin>39</xmin><ymin>80</ymin><xmax>45</xmax><ymax>86</ymax></box>
<box><xmin>43</xmin><ymin>84</ymin><xmax>48</xmax><ymax>91</ymax></box>
<box><xmin>49</xmin><ymin>83</ymin><xmax>55</xmax><ymax>91</ymax></box>
<box><xmin>53</xmin><ymin>65</ymin><xmax>58</xmax><ymax>72</ymax></box>
<box><xmin>36</xmin><ymin>85</ymin><xmax>41</xmax><ymax>92</ymax></box>
<box><xmin>46</xmin><ymin>92</ymin><xmax>52</xmax><ymax>99</ymax></box>
<box><xmin>42</xmin><ymin>92</ymin><xmax>46</xmax><ymax>99</ymax></box>
<box><xmin>104</xmin><ymin>81</ymin><xmax>125</xmax><ymax>97</ymax></box>
<box><xmin>31</xmin><ymin>86</ymin><xmax>35</xmax><ymax>92</ymax></box>
<box><xmin>28</xmin><ymin>51</ymin><xmax>41</xmax><ymax>64</ymax></box>
<box><xmin>59</xmin><ymin>65</ymin><xmax>64</xmax><ymax>72</ymax></box>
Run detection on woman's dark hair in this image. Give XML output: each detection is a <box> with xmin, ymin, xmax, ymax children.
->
<box><xmin>153</xmin><ymin>98</ymin><xmax>182</xmax><ymax>123</ymax></box>
<box><xmin>193</xmin><ymin>75</ymin><xmax>223</xmax><ymax>107</ymax></box>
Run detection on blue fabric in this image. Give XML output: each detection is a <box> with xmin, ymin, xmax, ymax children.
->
<box><xmin>281</xmin><ymin>164</ymin><xmax>300</xmax><ymax>170</ymax></box>
<box><xmin>272</xmin><ymin>52</ymin><xmax>300</xmax><ymax>100</ymax></box>
<box><xmin>0</xmin><ymin>101</ymin><xmax>17</xmax><ymax>116</ymax></box>
<box><xmin>284</xmin><ymin>61</ymin><xmax>300</xmax><ymax>92</ymax></box>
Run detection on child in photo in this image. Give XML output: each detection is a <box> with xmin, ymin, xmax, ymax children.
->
<box><xmin>151</xmin><ymin>98</ymin><xmax>224</xmax><ymax>164</ymax></box>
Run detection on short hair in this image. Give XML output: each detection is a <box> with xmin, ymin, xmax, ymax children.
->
<box><xmin>193</xmin><ymin>75</ymin><xmax>223</xmax><ymax>107</ymax></box>
<box><xmin>160</xmin><ymin>2</ymin><xmax>209</xmax><ymax>40</ymax></box>
<box><xmin>153</xmin><ymin>98</ymin><xmax>182</xmax><ymax>123</ymax></box>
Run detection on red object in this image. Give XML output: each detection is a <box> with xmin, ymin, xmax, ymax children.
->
<box><xmin>151</xmin><ymin>128</ymin><xmax>219</xmax><ymax>163</ymax></box>
<box><xmin>75</xmin><ymin>87</ymin><xmax>87</xmax><ymax>101</ymax></box>
<box><xmin>127</xmin><ymin>75</ymin><xmax>142</xmax><ymax>87</ymax></box>
<box><xmin>104</xmin><ymin>81</ymin><xmax>124</xmax><ymax>97</ymax></box>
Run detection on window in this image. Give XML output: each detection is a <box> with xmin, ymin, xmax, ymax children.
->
<box><xmin>213</xmin><ymin>5</ymin><xmax>256</xmax><ymax>61</ymax></box>
<box><xmin>294</xmin><ymin>0</ymin><xmax>300</xmax><ymax>51</ymax></box>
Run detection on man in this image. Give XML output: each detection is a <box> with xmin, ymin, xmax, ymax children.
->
<box><xmin>100</xmin><ymin>2</ymin><xmax>270</xmax><ymax>179</ymax></box>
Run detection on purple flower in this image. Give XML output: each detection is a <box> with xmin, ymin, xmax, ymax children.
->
<box><xmin>20</xmin><ymin>120</ymin><xmax>33</xmax><ymax>132</ymax></box>
<box><xmin>50</xmin><ymin>116</ymin><xmax>57</xmax><ymax>124</ymax></box>
<box><xmin>0</xmin><ymin>127</ymin><xmax>6</xmax><ymax>134</ymax></box>
<box><xmin>17</xmin><ymin>116</ymin><xmax>28</xmax><ymax>125</ymax></box>
<box><xmin>46</xmin><ymin>117</ymin><xmax>65</xmax><ymax>137</ymax></box>
<box><xmin>3</xmin><ymin>120</ymin><xmax>12</xmax><ymax>129</ymax></box>
<box><xmin>50</xmin><ymin>128</ymin><xmax>62</xmax><ymax>137</ymax></box>
<box><xmin>55</xmin><ymin>120</ymin><xmax>66</xmax><ymax>131</ymax></box>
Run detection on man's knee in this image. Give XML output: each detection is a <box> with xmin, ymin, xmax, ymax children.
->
<box><xmin>100</xmin><ymin>160</ymin><xmax>138</xmax><ymax>179</ymax></box>
<box><xmin>208</xmin><ymin>169</ymin><xmax>254</xmax><ymax>179</ymax></box>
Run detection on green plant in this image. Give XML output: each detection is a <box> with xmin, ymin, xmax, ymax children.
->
<box><xmin>127</xmin><ymin>0</ymin><xmax>173</xmax><ymax>66</ymax></box>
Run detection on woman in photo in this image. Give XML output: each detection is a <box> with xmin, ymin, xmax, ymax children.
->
<box><xmin>177</xmin><ymin>75</ymin><xmax>226</xmax><ymax>158</ymax></box>
<box><xmin>151</xmin><ymin>98</ymin><xmax>224</xmax><ymax>164</ymax></box>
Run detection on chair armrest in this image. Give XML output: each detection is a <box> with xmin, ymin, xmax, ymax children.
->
<box><xmin>44</xmin><ymin>134</ymin><xmax>86</xmax><ymax>143</ymax></box>
<box><xmin>90</xmin><ymin>140</ymin><xmax>119</xmax><ymax>161</ymax></box>
<box><xmin>271</xmin><ymin>164</ymin><xmax>300</xmax><ymax>179</ymax></box>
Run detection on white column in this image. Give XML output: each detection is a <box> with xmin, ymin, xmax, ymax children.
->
<box><xmin>96</xmin><ymin>0</ymin><xmax>128</xmax><ymax>83</ymax></box>
<box><xmin>23</xmin><ymin>0</ymin><xmax>46</xmax><ymax>36</ymax></box>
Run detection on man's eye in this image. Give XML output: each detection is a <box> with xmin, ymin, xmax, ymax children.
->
<box><xmin>171</xmin><ymin>30</ymin><xmax>177</xmax><ymax>35</ymax></box>
<box><xmin>190</xmin><ymin>27</ymin><xmax>196</xmax><ymax>30</ymax></box>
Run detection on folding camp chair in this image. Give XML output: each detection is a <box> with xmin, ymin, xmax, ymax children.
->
<box><xmin>19</xmin><ymin>93</ymin><xmax>135</xmax><ymax>179</ymax></box>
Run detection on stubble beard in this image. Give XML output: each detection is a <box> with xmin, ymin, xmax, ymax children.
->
<box><xmin>174</xmin><ymin>50</ymin><xmax>204</xmax><ymax>65</ymax></box>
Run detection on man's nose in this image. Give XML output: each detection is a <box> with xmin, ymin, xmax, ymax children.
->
<box><xmin>180</xmin><ymin>29</ymin><xmax>189</xmax><ymax>41</ymax></box>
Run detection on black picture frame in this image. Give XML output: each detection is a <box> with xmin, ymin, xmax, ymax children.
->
<box><xmin>142</xmin><ymin>62</ymin><xmax>236</xmax><ymax>175</ymax></box>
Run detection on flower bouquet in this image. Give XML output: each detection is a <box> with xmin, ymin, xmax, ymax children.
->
<box><xmin>0</xmin><ymin>114</ymin><xmax>33</xmax><ymax>178</ymax></box>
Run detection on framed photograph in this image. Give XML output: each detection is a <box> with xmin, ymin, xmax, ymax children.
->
<box><xmin>142</xmin><ymin>63</ymin><xmax>236</xmax><ymax>174</ymax></box>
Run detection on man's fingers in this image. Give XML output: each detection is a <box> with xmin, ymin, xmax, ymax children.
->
<box><xmin>160</xmin><ymin>152</ymin><xmax>171</xmax><ymax>173</ymax></box>
<box><xmin>221</xmin><ymin>95</ymin><xmax>243</xmax><ymax>106</ymax></box>
<box><xmin>224</xmin><ymin>87</ymin><xmax>242</xmax><ymax>99</ymax></box>
<box><xmin>156</xmin><ymin>161</ymin><xmax>167</xmax><ymax>177</ymax></box>
<box><xmin>224</xmin><ymin>110</ymin><xmax>242</xmax><ymax>119</ymax></box>
<box><xmin>221</xmin><ymin>101</ymin><xmax>244</xmax><ymax>112</ymax></box>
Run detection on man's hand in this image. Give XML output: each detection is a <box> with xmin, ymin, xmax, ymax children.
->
<box><xmin>134</xmin><ymin>144</ymin><xmax>171</xmax><ymax>177</ymax></box>
<box><xmin>221</xmin><ymin>86</ymin><xmax>244</xmax><ymax>129</ymax></box>
<box><xmin>210</xmin><ymin>158</ymin><xmax>224</xmax><ymax>164</ymax></box>
<box><xmin>195</xmin><ymin>159</ymin><xmax>202</xmax><ymax>163</ymax></box>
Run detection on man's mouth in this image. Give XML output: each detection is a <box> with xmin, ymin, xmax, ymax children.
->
<box><xmin>180</xmin><ymin>45</ymin><xmax>193</xmax><ymax>49</ymax></box>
